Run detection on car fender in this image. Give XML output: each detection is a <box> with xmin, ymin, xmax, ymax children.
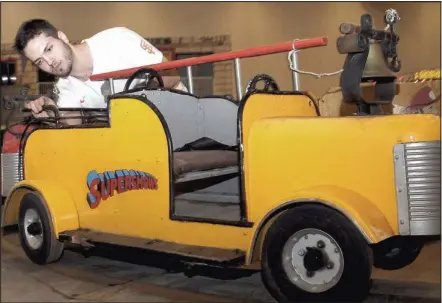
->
<box><xmin>247</xmin><ymin>185</ymin><xmax>394</xmax><ymax>264</ymax></box>
<box><xmin>2</xmin><ymin>180</ymin><xmax>80</xmax><ymax>236</ymax></box>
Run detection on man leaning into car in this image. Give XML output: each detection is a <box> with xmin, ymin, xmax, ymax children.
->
<box><xmin>14</xmin><ymin>18</ymin><xmax>187</xmax><ymax>125</ymax></box>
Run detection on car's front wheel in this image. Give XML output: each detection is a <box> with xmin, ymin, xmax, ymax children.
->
<box><xmin>261</xmin><ymin>204</ymin><xmax>373</xmax><ymax>302</ymax></box>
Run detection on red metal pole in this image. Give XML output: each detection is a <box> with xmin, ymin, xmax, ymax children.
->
<box><xmin>90</xmin><ymin>36</ymin><xmax>328</xmax><ymax>81</ymax></box>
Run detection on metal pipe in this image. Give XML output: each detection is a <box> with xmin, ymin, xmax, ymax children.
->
<box><xmin>109</xmin><ymin>78</ymin><xmax>115</xmax><ymax>94</ymax></box>
<box><xmin>91</xmin><ymin>36</ymin><xmax>329</xmax><ymax>81</ymax></box>
<box><xmin>186</xmin><ymin>66</ymin><xmax>194</xmax><ymax>94</ymax></box>
<box><xmin>291</xmin><ymin>51</ymin><xmax>300</xmax><ymax>91</ymax></box>
<box><xmin>234</xmin><ymin>58</ymin><xmax>243</xmax><ymax>99</ymax></box>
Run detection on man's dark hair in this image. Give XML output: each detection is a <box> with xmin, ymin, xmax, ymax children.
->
<box><xmin>14</xmin><ymin>19</ymin><xmax>59</xmax><ymax>53</ymax></box>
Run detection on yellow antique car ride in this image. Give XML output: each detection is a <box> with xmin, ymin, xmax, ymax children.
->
<box><xmin>1</xmin><ymin>11</ymin><xmax>441</xmax><ymax>303</ymax></box>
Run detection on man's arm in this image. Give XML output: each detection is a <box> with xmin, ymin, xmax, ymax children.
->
<box><xmin>25</xmin><ymin>80</ymin><xmax>87</xmax><ymax>126</ymax></box>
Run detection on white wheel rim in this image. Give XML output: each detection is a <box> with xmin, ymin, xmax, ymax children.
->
<box><xmin>281</xmin><ymin>228</ymin><xmax>344</xmax><ymax>293</ymax></box>
<box><xmin>23</xmin><ymin>208</ymin><xmax>44</xmax><ymax>250</ymax></box>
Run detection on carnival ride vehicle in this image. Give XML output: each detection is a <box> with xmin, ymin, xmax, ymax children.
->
<box><xmin>1</xmin><ymin>10</ymin><xmax>440</xmax><ymax>302</ymax></box>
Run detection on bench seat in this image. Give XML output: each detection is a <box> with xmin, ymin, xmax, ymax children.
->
<box><xmin>173</xmin><ymin>150</ymin><xmax>239</xmax><ymax>184</ymax></box>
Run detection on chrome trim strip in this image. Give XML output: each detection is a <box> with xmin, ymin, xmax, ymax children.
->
<box><xmin>393</xmin><ymin>144</ymin><xmax>410</xmax><ymax>235</ymax></box>
<box><xmin>394</xmin><ymin>141</ymin><xmax>441</xmax><ymax>236</ymax></box>
<box><xmin>1</xmin><ymin>153</ymin><xmax>21</xmax><ymax>197</ymax></box>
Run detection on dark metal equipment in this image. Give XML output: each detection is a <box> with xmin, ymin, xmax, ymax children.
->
<box><xmin>337</xmin><ymin>9</ymin><xmax>401</xmax><ymax>115</ymax></box>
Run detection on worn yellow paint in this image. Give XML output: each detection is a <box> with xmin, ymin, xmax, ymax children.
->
<box><xmin>241</xmin><ymin>93</ymin><xmax>318</xmax><ymax>141</ymax></box>
<box><xmin>3</xmin><ymin>93</ymin><xmax>439</xmax><ymax>265</ymax></box>
<box><xmin>2</xmin><ymin>186</ymin><xmax>34</xmax><ymax>227</ymax></box>
<box><xmin>18</xmin><ymin>98</ymin><xmax>251</xmax><ymax>251</ymax></box>
<box><xmin>2</xmin><ymin>180</ymin><xmax>80</xmax><ymax>235</ymax></box>
<box><xmin>243</xmin><ymin>112</ymin><xmax>440</xmax><ymax>244</ymax></box>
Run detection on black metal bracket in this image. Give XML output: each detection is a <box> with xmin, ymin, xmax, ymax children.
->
<box><xmin>337</xmin><ymin>12</ymin><xmax>401</xmax><ymax>115</ymax></box>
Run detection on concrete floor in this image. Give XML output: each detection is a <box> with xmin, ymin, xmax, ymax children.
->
<box><xmin>1</xmin><ymin>232</ymin><xmax>441</xmax><ymax>303</ymax></box>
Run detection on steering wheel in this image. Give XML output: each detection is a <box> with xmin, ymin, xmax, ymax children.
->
<box><xmin>123</xmin><ymin>68</ymin><xmax>165</xmax><ymax>92</ymax></box>
<box><xmin>245</xmin><ymin>74</ymin><xmax>280</xmax><ymax>93</ymax></box>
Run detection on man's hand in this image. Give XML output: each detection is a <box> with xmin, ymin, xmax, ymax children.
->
<box><xmin>25</xmin><ymin>96</ymin><xmax>56</xmax><ymax>118</ymax></box>
<box><xmin>25</xmin><ymin>96</ymin><xmax>84</xmax><ymax>125</ymax></box>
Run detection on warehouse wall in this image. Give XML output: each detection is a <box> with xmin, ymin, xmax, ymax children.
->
<box><xmin>367</xmin><ymin>2</ymin><xmax>441</xmax><ymax>72</ymax></box>
<box><xmin>1</xmin><ymin>1</ymin><xmax>440</xmax><ymax>98</ymax></box>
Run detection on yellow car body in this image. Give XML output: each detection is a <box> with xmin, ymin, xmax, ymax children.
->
<box><xmin>1</xmin><ymin>89</ymin><xmax>440</xmax><ymax>303</ymax></box>
<box><xmin>3</xmin><ymin>90</ymin><xmax>440</xmax><ymax>262</ymax></box>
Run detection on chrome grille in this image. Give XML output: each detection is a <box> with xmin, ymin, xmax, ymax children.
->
<box><xmin>1</xmin><ymin>153</ymin><xmax>21</xmax><ymax>197</ymax></box>
<box><xmin>394</xmin><ymin>141</ymin><xmax>441</xmax><ymax>236</ymax></box>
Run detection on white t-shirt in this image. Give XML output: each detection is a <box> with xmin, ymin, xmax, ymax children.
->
<box><xmin>55</xmin><ymin>27</ymin><xmax>187</xmax><ymax>109</ymax></box>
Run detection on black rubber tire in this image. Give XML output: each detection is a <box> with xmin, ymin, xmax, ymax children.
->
<box><xmin>372</xmin><ymin>236</ymin><xmax>423</xmax><ymax>270</ymax></box>
<box><xmin>261</xmin><ymin>204</ymin><xmax>373</xmax><ymax>302</ymax></box>
<box><xmin>18</xmin><ymin>193</ymin><xmax>64</xmax><ymax>265</ymax></box>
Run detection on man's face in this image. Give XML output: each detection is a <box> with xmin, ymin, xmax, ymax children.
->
<box><xmin>24</xmin><ymin>32</ymin><xmax>74</xmax><ymax>77</ymax></box>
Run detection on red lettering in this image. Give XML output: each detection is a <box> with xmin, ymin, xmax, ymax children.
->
<box><xmin>131</xmin><ymin>176</ymin><xmax>137</xmax><ymax>189</ymax></box>
<box><xmin>140</xmin><ymin>40</ymin><xmax>155</xmax><ymax>54</ymax></box>
<box><xmin>136</xmin><ymin>176</ymin><xmax>143</xmax><ymax>189</ymax></box>
<box><xmin>109</xmin><ymin>178</ymin><xmax>118</xmax><ymax>196</ymax></box>
<box><xmin>142</xmin><ymin>176</ymin><xmax>148</xmax><ymax>189</ymax></box>
<box><xmin>101</xmin><ymin>179</ymin><xmax>110</xmax><ymax>200</ymax></box>
<box><xmin>117</xmin><ymin>176</ymin><xmax>125</xmax><ymax>193</ymax></box>
<box><xmin>125</xmin><ymin>175</ymin><xmax>132</xmax><ymax>190</ymax></box>
<box><xmin>147</xmin><ymin>177</ymin><xmax>156</xmax><ymax>189</ymax></box>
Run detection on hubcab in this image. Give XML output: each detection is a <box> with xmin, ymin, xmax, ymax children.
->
<box><xmin>23</xmin><ymin>208</ymin><xmax>44</xmax><ymax>250</ymax></box>
<box><xmin>282</xmin><ymin>228</ymin><xmax>344</xmax><ymax>293</ymax></box>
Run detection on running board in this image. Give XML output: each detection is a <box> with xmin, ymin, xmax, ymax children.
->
<box><xmin>59</xmin><ymin>229</ymin><xmax>245</xmax><ymax>265</ymax></box>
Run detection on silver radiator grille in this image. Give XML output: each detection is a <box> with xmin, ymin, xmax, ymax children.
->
<box><xmin>1</xmin><ymin>153</ymin><xmax>22</xmax><ymax>197</ymax></box>
<box><xmin>394</xmin><ymin>141</ymin><xmax>441</xmax><ymax>236</ymax></box>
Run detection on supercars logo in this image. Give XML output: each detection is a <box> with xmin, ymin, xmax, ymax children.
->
<box><xmin>86</xmin><ymin>169</ymin><xmax>158</xmax><ymax>209</ymax></box>
<box><xmin>140</xmin><ymin>40</ymin><xmax>155</xmax><ymax>54</ymax></box>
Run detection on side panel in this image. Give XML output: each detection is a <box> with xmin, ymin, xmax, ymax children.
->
<box><xmin>243</xmin><ymin>113</ymin><xmax>441</xmax><ymax>239</ymax></box>
<box><xmin>240</xmin><ymin>92</ymin><xmax>318</xmax><ymax>142</ymax></box>
<box><xmin>23</xmin><ymin>98</ymin><xmax>171</xmax><ymax>238</ymax></box>
<box><xmin>22</xmin><ymin>97</ymin><xmax>252</xmax><ymax>251</ymax></box>
<box><xmin>239</xmin><ymin>92</ymin><xmax>319</xmax><ymax>220</ymax></box>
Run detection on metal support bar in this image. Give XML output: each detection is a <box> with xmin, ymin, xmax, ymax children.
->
<box><xmin>290</xmin><ymin>51</ymin><xmax>300</xmax><ymax>91</ymax></box>
<box><xmin>91</xmin><ymin>36</ymin><xmax>328</xmax><ymax>81</ymax></box>
<box><xmin>109</xmin><ymin>78</ymin><xmax>115</xmax><ymax>94</ymax></box>
<box><xmin>186</xmin><ymin>66</ymin><xmax>194</xmax><ymax>94</ymax></box>
<box><xmin>234</xmin><ymin>58</ymin><xmax>243</xmax><ymax>99</ymax></box>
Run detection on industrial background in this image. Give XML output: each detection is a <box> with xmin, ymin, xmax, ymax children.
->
<box><xmin>1</xmin><ymin>2</ymin><xmax>440</xmax><ymax>97</ymax></box>
<box><xmin>0</xmin><ymin>3</ymin><xmax>441</xmax><ymax>302</ymax></box>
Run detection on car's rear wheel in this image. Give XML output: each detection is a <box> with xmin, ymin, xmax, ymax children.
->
<box><xmin>261</xmin><ymin>204</ymin><xmax>373</xmax><ymax>302</ymax></box>
<box><xmin>18</xmin><ymin>192</ymin><xmax>64</xmax><ymax>265</ymax></box>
